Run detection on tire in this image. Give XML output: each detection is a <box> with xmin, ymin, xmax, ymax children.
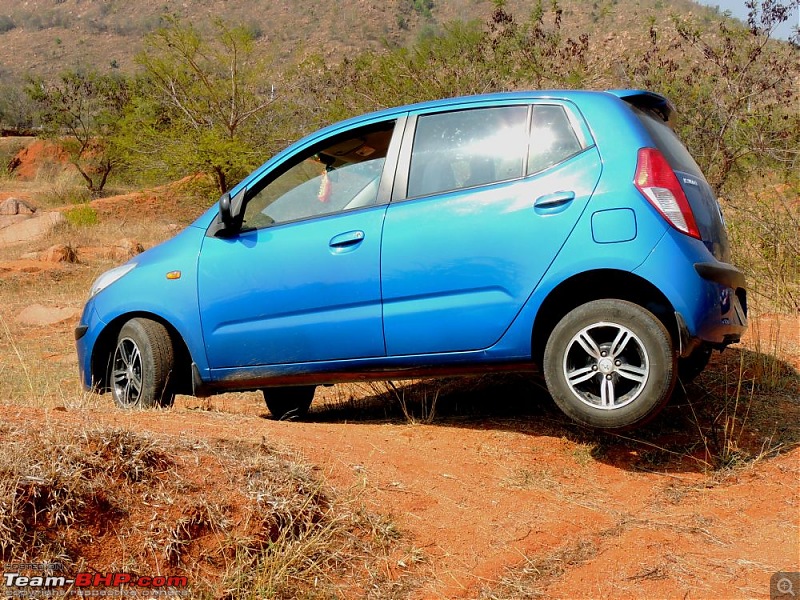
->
<box><xmin>110</xmin><ymin>318</ymin><xmax>175</xmax><ymax>409</ymax></box>
<box><xmin>678</xmin><ymin>345</ymin><xmax>712</xmax><ymax>383</ymax></box>
<box><xmin>543</xmin><ymin>299</ymin><xmax>676</xmax><ymax>430</ymax></box>
<box><xmin>263</xmin><ymin>386</ymin><xmax>316</xmax><ymax>420</ymax></box>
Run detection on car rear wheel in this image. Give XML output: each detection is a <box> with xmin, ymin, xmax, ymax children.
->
<box><xmin>111</xmin><ymin>318</ymin><xmax>175</xmax><ymax>409</ymax></box>
<box><xmin>263</xmin><ymin>386</ymin><xmax>316</xmax><ymax>420</ymax></box>
<box><xmin>543</xmin><ymin>299</ymin><xmax>676</xmax><ymax>430</ymax></box>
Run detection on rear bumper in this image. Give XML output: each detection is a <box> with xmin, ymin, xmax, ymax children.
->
<box><xmin>691</xmin><ymin>261</ymin><xmax>748</xmax><ymax>347</ymax></box>
<box><xmin>634</xmin><ymin>233</ymin><xmax>747</xmax><ymax>352</ymax></box>
<box><xmin>694</xmin><ymin>262</ymin><xmax>746</xmax><ymax>291</ymax></box>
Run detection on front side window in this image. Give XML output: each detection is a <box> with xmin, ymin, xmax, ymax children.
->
<box><xmin>407</xmin><ymin>105</ymin><xmax>529</xmax><ymax>198</ymax></box>
<box><xmin>243</xmin><ymin>121</ymin><xmax>395</xmax><ymax>229</ymax></box>
<box><xmin>527</xmin><ymin>104</ymin><xmax>584</xmax><ymax>175</ymax></box>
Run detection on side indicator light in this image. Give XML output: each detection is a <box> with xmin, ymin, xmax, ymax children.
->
<box><xmin>166</xmin><ymin>271</ymin><xmax>182</xmax><ymax>280</ymax></box>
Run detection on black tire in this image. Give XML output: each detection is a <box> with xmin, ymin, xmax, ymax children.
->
<box><xmin>110</xmin><ymin>318</ymin><xmax>175</xmax><ymax>409</ymax></box>
<box><xmin>263</xmin><ymin>386</ymin><xmax>316</xmax><ymax>420</ymax></box>
<box><xmin>543</xmin><ymin>299</ymin><xmax>676</xmax><ymax>430</ymax></box>
<box><xmin>678</xmin><ymin>345</ymin><xmax>712</xmax><ymax>383</ymax></box>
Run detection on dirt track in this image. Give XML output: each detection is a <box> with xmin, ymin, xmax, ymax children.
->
<box><xmin>6</xmin><ymin>370</ymin><xmax>797</xmax><ymax>599</ymax></box>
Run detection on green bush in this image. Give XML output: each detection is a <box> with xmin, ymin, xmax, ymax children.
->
<box><xmin>65</xmin><ymin>204</ymin><xmax>99</xmax><ymax>227</ymax></box>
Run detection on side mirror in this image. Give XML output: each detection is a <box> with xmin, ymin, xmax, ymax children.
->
<box><xmin>211</xmin><ymin>188</ymin><xmax>246</xmax><ymax>238</ymax></box>
<box><xmin>219</xmin><ymin>192</ymin><xmax>233</xmax><ymax>227</ymax></box>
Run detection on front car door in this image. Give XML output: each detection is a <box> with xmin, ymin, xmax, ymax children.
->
<box><xmin>197</xmin><ymin>118</ymin><xmax>402</xmax><ymax>371</ymax></box>
<box><xmin>381</xmin><ymin>101</ymin><xmax>602</xmax><ymax>356</ymax></box>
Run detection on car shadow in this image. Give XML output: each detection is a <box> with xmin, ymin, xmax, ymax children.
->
<box><xmin>293</xmin><ymin>347</ymin><xmax>799</xmax><ymax>475</ymax></box>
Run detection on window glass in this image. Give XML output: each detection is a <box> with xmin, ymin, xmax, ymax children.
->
<box><xmin>243</xmin><ymin>121</ymin><xmax>394</xmax><ymax>229</ymax></box>
<box><xmin>527</xmin><ymin>105</ymin><xmax>583</xmax><ymax>175</ymax></box>
<box><xmin>408</xmin><ymin>105</ymin><xmax>529</xmax><ymax>198</ymax></box>
<box><xmin>630</xmin><ymin>105</ymin><xmax>703</xmax><ymax>177</ymax></box>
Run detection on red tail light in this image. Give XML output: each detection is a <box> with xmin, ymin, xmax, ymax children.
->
<box><xmin>634</xmin><ymin>148</ymin><xmax>700</xmax><ymax>239</ymax></box>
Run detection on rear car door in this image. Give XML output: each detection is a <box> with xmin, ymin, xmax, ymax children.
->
<box><xmin>381</xmin><ymin>101</ymin><xmax>603</xmax><ymax>356</ymax></box>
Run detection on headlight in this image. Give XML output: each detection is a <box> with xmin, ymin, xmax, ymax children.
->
<box><xmin>89</xmin><ymin>263</ymin><xmax>137</xmax><ymax>298</ymax></box>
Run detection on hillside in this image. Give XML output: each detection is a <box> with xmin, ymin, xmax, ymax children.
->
<box><xmin>0</xmin><ymin>0</ymin><xmax>722</xmax><ymax>83</ymax></box>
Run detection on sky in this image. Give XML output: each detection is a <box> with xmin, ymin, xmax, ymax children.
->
<box><xmin>694</xmin><ymin>0</ymin><xmax>799</xmax><ymax>40</ymax></box>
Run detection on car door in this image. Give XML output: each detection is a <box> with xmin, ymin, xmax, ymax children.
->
<box><xmin>381</xmin><ymin>102</ymin><xmax>602</xmax><ymax>356</ymax></box>
<box><xmin>197</xmin><ymin>118</ymin><xmax>401</xmax><ymax>369</ymax></box>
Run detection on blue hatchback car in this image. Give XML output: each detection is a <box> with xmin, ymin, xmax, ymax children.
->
<box><xmin>76</xmin><ymin>90</ymin><xmax>747</xmax><ymax>429</ymax></box>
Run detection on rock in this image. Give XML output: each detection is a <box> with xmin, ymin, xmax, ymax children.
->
<box><xmin>0</xmin><ymin>197</ymin><xmax>37</xmax><ymax>216</ymax></box>
<box><xmin>16</xmin><ymin>304</ymin><xmax>80</xmax><ymax>327</ymax></box>
<box><xmin>0</xmin><ymin>215</ymin><xmax>32</xmax><ymax>230</ymax></box>
<box><xmin>0</xmin><ymin>212</ymin><xmax>66</xmax><ymax>247</ymax></box>
<box><xmin>117</xmin><ymin>238</ymin><xmax>144</xmax><ymax>256</ymax></box>
<box><xmin>109</xmin><ymin>238</ymin><xmax>144</xmax><ymax>260</ymax></box>
<box><xmin>41</xmin><ymin>244</ymin><xmax>79</xmax><ymax>263</ymax></box>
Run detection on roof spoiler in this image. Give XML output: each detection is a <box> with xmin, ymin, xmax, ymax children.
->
<box><xmin>606</xmin><ymin>90</ymin><xmax>674</xmax><ymax>123</ymax></box>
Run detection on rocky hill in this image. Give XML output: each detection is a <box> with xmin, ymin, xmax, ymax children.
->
<box><xmin>0</xmin><ymin>0</ymin><xmax>719</xmax><ymax>82</ymax></box>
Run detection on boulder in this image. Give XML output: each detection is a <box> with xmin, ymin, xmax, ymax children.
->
<box><xmin>0</xmin><ymin>215</ymin><xmax>32</xmax><ymax>230</ymax></box>
<box><xmin>40</xmin><ymin>244</ymin><xmax>79</xmax><ymax>263</ymax></box>
<box><xmin>0</xmin><ymin>212</ymin><xmax>66</xmax><ymax>247</ymax></box>
<box><xmin>16</xmin><ymin>304</ymin><xmax>80</xmax><ymax>327</ymax></box>
<box><xmin>117</xmin><ymin>238</ymin><xmax>145</xmax><ymax>257</ymax></box>
<box><xmin>0</xmin><ymin>197</ymin><xmax>37</xmax><ymax>216</ymax></box>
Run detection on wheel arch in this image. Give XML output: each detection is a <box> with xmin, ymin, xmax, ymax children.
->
<box><xmin>531</xmin><ymin>269</ymin><xmax>677</xmax><ymax>365</ymax></box>
<box><xmin>91</xmin><ymin>312</ymin><xmax>195</xmax><ymax>395</ymax></box>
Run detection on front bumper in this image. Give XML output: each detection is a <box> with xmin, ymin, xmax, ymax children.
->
<box><xmin>75</xmin><ymin>303</ymin><xmax>106</xmax><ymax>391</ymax></box>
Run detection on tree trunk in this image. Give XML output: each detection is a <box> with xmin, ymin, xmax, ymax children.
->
<box><xmin>213</xmin><ymin>166</ymin><xmax>228</xmax><ymax>194</ymax></box>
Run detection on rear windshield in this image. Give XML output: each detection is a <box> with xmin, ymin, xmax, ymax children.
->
<box><xmin>631</xmin><ymin>106</ymin><xmax>703</xmax><ymax>177</ymax></box>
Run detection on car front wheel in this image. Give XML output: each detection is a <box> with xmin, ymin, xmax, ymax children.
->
<box><xmin>262</xmin><ymin>386</ymin><xmax>316</xmax><ymax>420</ymax></box>
<box><xmin>110</xmin><ymin>318</ymin><xmax>175</xmax><ymax>409</ymax></box>
<box><xmin>543</xmin><ymin>299</ymin><xmax>676</xmax><ymax>430</ymax></box>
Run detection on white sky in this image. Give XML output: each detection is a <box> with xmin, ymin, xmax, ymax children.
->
<box><xmin>694</xmin><ymin>0</ymin><xmax>799</xmax><ymax>40</ymax></box>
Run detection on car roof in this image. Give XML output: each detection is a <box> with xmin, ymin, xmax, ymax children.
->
<box><xmin>340</xmin><ymin>88</ymin><xmax>667</xmax><ymax>123</ymax></box>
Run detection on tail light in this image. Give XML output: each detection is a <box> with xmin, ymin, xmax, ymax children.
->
<box><xmin>634</xmin><ymin>148</ymin><xmax>700</xmax><ymax>239</ymax></box>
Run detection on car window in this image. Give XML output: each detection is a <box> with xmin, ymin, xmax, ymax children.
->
<box><xmin>243</xmin><ymin>121</ymin><xmax>395</xmax><ymax>229</ymax></box>
<box><xmin>527</xmin><ymin>104</ymin><xmax>584</xmax><ymax>175</ymax></box>
<box><xmin>407</xmin><ymin>105</ymin><xmax>529</xmax><ymax>198</ymax></box>
<box><xmin>630</xmin><ymin>105</ymin><xmax>703</xmax><ymax>177</ymax></box>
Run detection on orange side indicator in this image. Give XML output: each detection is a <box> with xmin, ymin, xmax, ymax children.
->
<box><xmin>166</xmin><ymin>271</ymin><xmax>182</xmax><ymax>280</ymax></box>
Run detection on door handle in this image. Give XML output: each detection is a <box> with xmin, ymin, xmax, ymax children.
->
<box><xmin>534</xmin><ymin>191</ymin><xmax>575</xmax><ymax>209</ymax></box>
<box><xmin>329</xmin><ymin>230</ymin><xmax>365</xmax><ymax>248</ymax></box>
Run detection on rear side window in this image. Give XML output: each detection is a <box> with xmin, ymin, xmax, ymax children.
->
<box><xmin>408</xmin><ymin>105</ymin><xmax>529</xmax><ymax>198</ymax></box>
<box><xmin>631</xmin><ymin>106</ymin><xmax>703</xmax><ymax>177</ymax></box>
<box><xmin>527</xmin><ymin>104</ymin><xmax>584</xmax><ymax>175</ymax></box>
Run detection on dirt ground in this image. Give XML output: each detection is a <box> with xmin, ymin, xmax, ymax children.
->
<box><xmin>0</xmin><ymin>142</ymin><xmax>798</xmax><ymax>599</ymax></box>
<box><xmin>3</xmin><ymin>371</ymin><xmax>798</xmax><ymax>599</ymax></box>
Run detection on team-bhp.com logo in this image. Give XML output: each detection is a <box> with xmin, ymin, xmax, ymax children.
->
<box><xmin>3</xmin><ymin>563</ymin><xmax>190</xmax><ymax>597</ymax></box>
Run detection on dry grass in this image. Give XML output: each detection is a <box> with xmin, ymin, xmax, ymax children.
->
<box><xmin>0</xmin><ymin>263</ymin><xmax>98</xmax><ymax>408</ymax></box>
<box><xmin>723</xmin><ymin>180</ymin><xmax>800</xmax><ymax>313</ymax></box>
<box><xmin>0</xmin><ymin>424</ymin><xmax>173</xmax><ymax>565</ymax></box>
<box><xmin>478</xmin><ymin>539</ymin><xmax>598</xmax><ymax>599</ymax></box>
<box><xmin>0</xmin><ymin>422</ymin><xmax>411</xmax><ymax>598</ymax></box>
